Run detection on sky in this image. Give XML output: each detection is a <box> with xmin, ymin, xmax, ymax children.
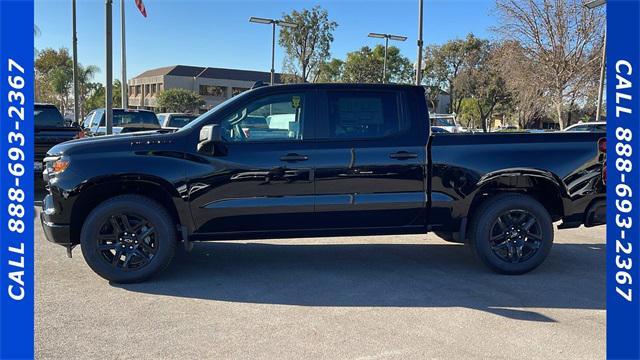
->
<box><xmin>35</xmin><ymin>0</ymin><xmax>498</xmax><ymax>84</ymax></box>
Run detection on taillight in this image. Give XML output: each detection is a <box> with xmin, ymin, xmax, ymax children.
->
<box><xmin>598</xmin><ymin>138</ymin><xmax>606</xmax><ymax>185</ymax></box>
<box><xmin>598</xmin><ymin>138</ymin><xmax>606</xmax><ymax>153</ymax></box>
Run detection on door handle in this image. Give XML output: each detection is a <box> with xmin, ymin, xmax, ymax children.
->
<box><xmin>389</xmin><ymin>151</ymin><xmax>418</xmax><ymax>160</ymax></box>
<box><xmin>280</xmin><ymin>153</ymin><xmax>308</xmax><ymax>162</ymax></box>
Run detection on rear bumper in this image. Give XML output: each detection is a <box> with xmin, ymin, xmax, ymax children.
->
<box><xmin>40</xmin><ymin>195</ymin><xmax>72</xmax><ymax>246</ymax></box>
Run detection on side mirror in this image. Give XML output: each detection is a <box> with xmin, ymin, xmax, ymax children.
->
<box><xmin>198</xmin><ymin>124</ymin><xmax>222</xmax><ymax>153</ymax></box>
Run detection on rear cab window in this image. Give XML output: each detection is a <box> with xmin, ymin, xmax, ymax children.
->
<box><xmin>35</xmin><ymin>105</ymin><xmax>65</xmax><ymax>128</ymax></box>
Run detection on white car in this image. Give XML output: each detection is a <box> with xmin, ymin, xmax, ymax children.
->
<box><xmin>430</xmin><ymin>113</ymin><xmax>466</xmax><ymax>133</ymax></box>
<box><xmin>564</xmin><ymin>121</ymin><xmax>606</xmax><ymax>132</ymax></box>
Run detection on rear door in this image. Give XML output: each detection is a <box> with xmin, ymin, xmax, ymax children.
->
<box><xmin>313</xmin><ymin>88</ymin><xmax>428</xmax><ymax>230</ymax></box>
<box><xmin>188</xmin><ymin>89</ymin><xmax>318</xmax><ymax>234</ymax></box>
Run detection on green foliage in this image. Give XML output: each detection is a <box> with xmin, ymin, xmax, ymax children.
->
<box><xmin>35</xmin><ymin>47</ymin><xmax>100</xmax><ymax>118</ymax></box>
<box><xmin>340</xmin><ymin>45</ymin><xmax>413</xmax><ymax>84</ymax></box>
<box><xmin>83</xmin><ymin>79</ymin><xmax>122</xmax><ymax>114</ymax></box>
<box><xmin>279</xmin><ymin>5</ymin><xmax>338</xmax><ymax>82</ymax></box>
<box><xmin>316</xmin><ymin>59</ymin><xmax>344</xmax><ymax>83</ymax></box>
<box><xmin>156</xmin><ymin>88</ymin><xmax>205</xmax><ymax>113</ymax></box>
<box><xmin>422</xmin><ymin>34</ymin><xmax>487</xmax><ymax>113</ymax></box>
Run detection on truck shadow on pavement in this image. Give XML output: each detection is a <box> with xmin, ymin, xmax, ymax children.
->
<box><xmin>116</xmin><ymin>240</ymin><xmax>605</xmax><ymax>322</ymax></box>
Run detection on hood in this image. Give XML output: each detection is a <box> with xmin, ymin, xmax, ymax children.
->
<box><xmin>47</xmin><ymin>130</ymin><xmax>177</xmax><ymax>157</ymax></box>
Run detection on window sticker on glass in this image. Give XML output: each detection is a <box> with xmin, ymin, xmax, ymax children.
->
<box><xmin>291</xmin><ymin>96</ymin><xmax>301</xmax><ymax>109</ymax></box>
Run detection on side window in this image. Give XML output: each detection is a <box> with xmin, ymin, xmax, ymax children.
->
<box><xmin>220</xmin><ymin>93</ymin><xmax>305</xmax><ymax>142</ymax></box>
<box><xmin>325</xmin><ymin>91</ymin><xmax>407</xmax><ymax>139</ymax></box>
<box><xmin>93</xmin><ymin>109</ymin><xmax>105</xmax><ymax>127</ymax></box>
<box><xmin>82</xmin><ymin>111</ymin><xmax>94</xmax><ymax>128</ymax></box>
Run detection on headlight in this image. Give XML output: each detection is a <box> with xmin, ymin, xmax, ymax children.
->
<box><xmin>44</xmin><ymin>156</ymin><xmax>70</xmax><ymax>175</ymax></box>
<box><xmin>52</xmin><ymin>158</ymin><xmax>70</xmax><ymax>174</ymax></box>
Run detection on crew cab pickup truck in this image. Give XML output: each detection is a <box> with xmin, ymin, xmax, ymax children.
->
<box><xmin>40</xmin><ymin>84</ymin><xmax>606</xmax><ymax>283</ymax></box>
<box><xmin>35</xmin><ymin>103</ymin><xmax>83</xmax><ymax>184</ymax></box>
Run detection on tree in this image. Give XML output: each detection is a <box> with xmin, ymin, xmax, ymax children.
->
<box><xmin>156</xmin><ymin>88</ymin><xmax>204</xmax><ymax>113</ymax></box>
<box><xmin>456</xmin><ymin>43</ymin><xmax>511</xmax><ymax>132</ymax></box>
<box><xmin>83</xmin><ymin>79</ymin><xmax>122</xmax><ymax>114</ymax></box>
<box><xmin>35</xmin><ymin>47</ymin><xmax>100</xmax><ymax>117</ymax></box>
<box><xmin>422</xmin><ymin>34</ymin><xmax>486</xmax><ymax>114</ymax></box>
<box><xmin>493</xmin><ymin>41</ymin><xmax>548</xmax><ymax>129</ymax></box>
<box><xmin>316</xmin><ymin>58</ymin><xmax>344</xmax><ymax>83</ymax></box>
<box><xmin>495</xmin><ymin>0</ymin><xmax>604</xmax><ymax>129</ymax></box>
<box><xmin>279</xmin><ymin>6</ymin><xmax>338</xmax><ymax>82</ymax></box>
<box><xmin>341</xmin><ymin>45</ymin><xmax>414</xmax><ymax>84</ymax></box>
<box><xmin>35</xmin><ymin>48</ymin><xmax>73</xmax><ymax>112</ymax></box>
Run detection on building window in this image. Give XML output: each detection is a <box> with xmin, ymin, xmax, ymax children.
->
<box><xmin>151</xmin><ymin>83</ymin><xmax>157</xmax><ymax>95</ymax></box>
<box><xmin>232</xmin><ymin>87</ymin><xmax>249</xmax><ymax>97</ymax></box>
<box><xmin>145</xmin><ymin>84</ymin><xmax>150</xmax><ymax>94</ymax></box>
<box><xmin>199</xmin><ymin>85</ymin><xmax>226</xmax><ymax>97</ymax></box>
<box><xmin>136</xmin><ymin>85</ymin><xmax>141</xmax><ymax>96</ymax></box>
<box><xmin>129</xmin><ymin>86</ymin><xmax>136</xmax><ymax>96</ymax></box>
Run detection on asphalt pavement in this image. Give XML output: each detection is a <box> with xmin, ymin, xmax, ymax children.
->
<box><xmin>34</xmin><ymin>203</ymin><xmax>605</xmax><ymax>359</ymax></box>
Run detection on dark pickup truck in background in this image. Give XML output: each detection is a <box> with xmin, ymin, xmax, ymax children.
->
<box><xmin>40</xmin><ymin>84</ymin><xmax>606</xmax><ymax>283</ymax></box>
<box><xmin>35</xmin><ymin>103</ymin><xmax>83</xmax><ymax>183</ymax></box>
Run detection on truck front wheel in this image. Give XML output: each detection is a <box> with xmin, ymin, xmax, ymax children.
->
<box><xmin>80</xmin><ymin>195</ymin><xmax>177</xmax><ymax>283</ymax></box>
<box><xmin>469</xmin><ymin>194</ymin><xmax>553</xmax><ymax>274</ymax></box>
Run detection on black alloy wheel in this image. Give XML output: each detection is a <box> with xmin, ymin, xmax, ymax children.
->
<box><xmin>489</xmin><ymin>209</ymin><xmax>543</xmax><ymax>263</ymax></box>
<box><xmin>96</xmin><ymin>213</ymin><xmax>158</xmax><ymax>271</ymax></box>
<box><xmin>80</xmin><ymin>195</ymin><xmax>176</xmax><ymax>283</ymax></box>
<box><xmin>469</xmin><ymin>193</ymin><xmax>553</xmax><ymax>274</ymax></box>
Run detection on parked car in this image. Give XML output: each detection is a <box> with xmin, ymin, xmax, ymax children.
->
<box><xmin>81</xmin><ymin>108</ymin><xmax>161</xmax><ymax>136</ymax></box>
<box><xmin>41</xmin><ymin>84</ymin><xmax>606</xmax><ymax>283</ymax></box>
<box><xmin>157</xmin><ymin>113</ymin><xmax>198</xmax><ymax>129</ymax></box>
<box><xmin>35</xmin><ymin>103</ymin><xmax>83</xmax><ymax>181</ymax></box>
<box><xmin>430</xmin><ymin>113</ymin><xmax>465</xmax><ymax>133</ymax></box>
<box><xmin>564</xmin><ymin>121</ymin><xmax>607</xmax><ymax>132</ymax></box>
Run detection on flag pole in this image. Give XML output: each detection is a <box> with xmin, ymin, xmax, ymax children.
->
<box><xmin>120</xmin><ymin>0</ymin><xmax>128</xmax><ymax>109</ymax></box>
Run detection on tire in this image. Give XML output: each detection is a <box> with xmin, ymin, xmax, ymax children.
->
<box><xmin>469</xmin><ymin>193</ymin><xmax>553</xmax><ymax>274</ymax></box>
<box><xmin>80</xmin><ymin>195</ymin><xmax>176</xmax><ymax>283</ymax></box>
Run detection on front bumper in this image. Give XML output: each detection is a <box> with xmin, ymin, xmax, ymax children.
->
<box><xmin>40</xmin><ymin>194</ymin><xmax>72</xmax><ymax>246</ymax></box>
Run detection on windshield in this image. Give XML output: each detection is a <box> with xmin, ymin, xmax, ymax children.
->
<box><xmin>168</xmin><ymin>115</ymin><xmax>197</xmax><ymax>128</ymax></box>
<box><xmin>101</xmin><ymin>111</ymin><xmax>160</xmax><ymax>127</ymax></box>
<box><xmin>35</xmin><ymin>105</ymin><xmax>65</xmax><ymax>128</ymax></box>
<box><xmin>431</xmin><ymin>117</ymin><xmax>455</xmax><ymax>127</ymax></box>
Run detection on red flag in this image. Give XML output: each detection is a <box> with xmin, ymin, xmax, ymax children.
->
<box><xmin>135</xmin><ymin>0</ymin><xmax>147</xmax><ymax>17</ymax></box>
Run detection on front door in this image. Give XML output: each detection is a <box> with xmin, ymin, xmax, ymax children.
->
<box><xmin>313</xmin><ymin>89</ymin><xmax>428</xmax><ymax>230</ymax></box>
<box><xmin>188</xmin><ymin>90</ymin><xmax>316</xmax><ymax>235</ymax></box>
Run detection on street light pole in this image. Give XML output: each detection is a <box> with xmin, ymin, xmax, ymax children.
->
<box><xmin>415</xmin><ymin>0</ymin><xmax>424</xmax><ymax>85</ymax></box>
<box><xmin>72</xmin><ymin>0</ymin><xmax>80</xmax><ymax>124</ymax></box>
<box><xmin>368</xmin><ymin>32</ymin><xmax>407</xmax><ymax>84</ymax></box>
<box><xmin>595</xmin><ymin>27</ymin><xmax>606</xmax><ymax>121</ymax></box>
<box><xmin>105</xmin><ymin>0</ymin><xmax>113</xmax><ymax>135</ymax></box>
<box><xmin>271</xmin><ymin>21</ymin><xmax>276</xmax><ymax>85</ymax></box>
<box><xmin>383</xmin><ymin>36</ymin><xmax>389</xmax><ymax>83</ymax></box>
<box><xmin>584</xmin><ymin>0</ymin><xmax>606</xmax><ymax>121</ymax></box>
<box><xmin>249</xmin><ymin>17</ymin><xmax>297</xmax><ymax>85</ymax></box>
<box><xmin>120</xmin><ymin>0</ymin><xmax>128</xmax><ymax>109</ymax></box>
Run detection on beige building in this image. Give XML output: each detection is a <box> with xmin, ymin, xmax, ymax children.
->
<box><xmin>128</xmin><ymin>65</ymin><xmax>283</xmax><ymax>113</ymax></box>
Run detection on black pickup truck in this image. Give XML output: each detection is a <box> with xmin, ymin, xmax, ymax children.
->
<box><xmin>35</xmin><ymin>103</ymin><xmax>83</xmax><ymax>184</ymax></box>
<box><xmin>40</xmin><ymin>84</ymin><xmax>606</xmax><ymax>283</ymax></box>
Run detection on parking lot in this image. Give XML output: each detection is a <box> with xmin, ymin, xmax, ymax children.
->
<box><xmin>35</xmin><ymin>203</ymin><xmax>605</xmax><ymax>360</ymax></box>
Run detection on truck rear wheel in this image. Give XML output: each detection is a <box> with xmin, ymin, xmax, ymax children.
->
<box><xmin>469</xmin><ymin>194</ymin><xmax>553</xmax><ymax>274</ymax></box>
<box><xmin>80</xmin><ymin>195</ymin><xmax>176</xmax><ymax>283</ymax></box>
